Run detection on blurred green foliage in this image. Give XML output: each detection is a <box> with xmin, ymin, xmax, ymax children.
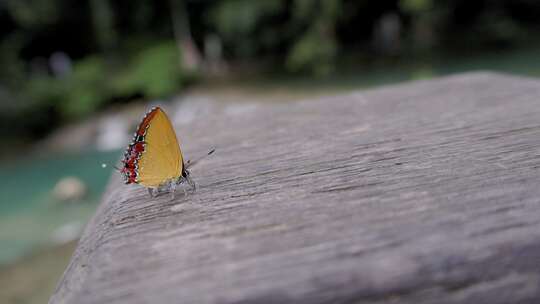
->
<box><xmin>286</xmin><ymin>0</ymin><xmax>340</xmax><ymax>75</ymax></box>
<box><xmin>1</xmin><ymin>0</ymin><xmax>540</xmax><ymax>141</ymax></box>
<box><xmin>400</xmin><ymin>0</ymin><xmax>433</xmax><ymax>13</ymax></box>
<box><xmin>113</xmin><ymin>43</ymin><xmax>185</xmax><ymax>99</ymax></box>
<box><xmin>18</xmin><ymin>42</ymin><xmax>186</xmax><ymax>121</ymax></box>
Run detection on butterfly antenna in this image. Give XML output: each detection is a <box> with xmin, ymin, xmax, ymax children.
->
<box><xmin>102</xmin><ymin>163</ymin><xmax>123</xmax><ymax>172</ymax></box>
<box><xmin>186</xmin><ymin>148</ymin><xmax>215</xmax><ymax>169</ymax></box>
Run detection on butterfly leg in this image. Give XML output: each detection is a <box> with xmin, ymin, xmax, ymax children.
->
<box><xmin>169</xmin><ymin>182</ymin><xmax>177</xmax><ymax>200</ymax></box>
<box><xmin>148</xmin><ymin>188</ymin><xmax>155</xmax><ymax>198</ymax></box>
<box><xmin>186</xmin><ymin>175</ymin><xmax>196</xmax><ymax>192</ymax></box>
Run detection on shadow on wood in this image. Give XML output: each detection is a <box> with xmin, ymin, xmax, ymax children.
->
<box><xmin>50</xmin><ymin>72</ymin><xmax>540</xmax><ymax>304</ymax></box>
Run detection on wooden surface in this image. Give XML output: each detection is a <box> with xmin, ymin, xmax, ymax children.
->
<box><xmin>51</xmin><ymin>72</ymin><xmax>540</xmax><ymax>304</ymax></box>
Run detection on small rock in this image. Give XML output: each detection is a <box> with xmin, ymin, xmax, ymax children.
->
<box><xmin>96</xmin><ymin>115</ymin><xmax>129</xmax><ymax>151</ymax></box>
<box><xmin>53</xmin><ymin>176</ymin><xmax>87</xmax><ymax>202</ymax></box>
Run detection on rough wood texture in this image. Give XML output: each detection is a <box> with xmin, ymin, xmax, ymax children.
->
<box><xmin>51</xmin><ymin>73</ymin><xmax>540</xmax><ymax>304</ymax></box>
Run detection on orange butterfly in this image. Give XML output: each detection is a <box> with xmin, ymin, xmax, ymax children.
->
<box><xmin>121</xmin><ymin>106</ymin><xmax>213</xmax><ymax>197</ymax></box>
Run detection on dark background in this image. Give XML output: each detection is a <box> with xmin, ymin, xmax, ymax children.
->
<box><xmin>2</xmin><ymin>0</ymin><xmax>540</xmax><ymax>146</ymax></box>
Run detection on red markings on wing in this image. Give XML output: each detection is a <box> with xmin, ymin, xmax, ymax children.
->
<box><xmin>121</xmin><ymin>107</ymin><xmax>161</xmax><ymax>184</ymax></box>
<box><xmin>136</xmin><ymin>108</ymin><xmax>159</xmax><ymax>136</ymax></box>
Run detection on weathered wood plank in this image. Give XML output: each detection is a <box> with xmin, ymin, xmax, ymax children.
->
<box><xmin>51</xmin><ymin>72</ymin><xmax>540</xmax><ymax>304</ymax></box>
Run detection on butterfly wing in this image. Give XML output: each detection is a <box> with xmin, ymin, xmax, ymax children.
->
<box><xmin>136</xmin><ymin>108</ymin><xmax>183</xmax><ymax>187</ymax></box>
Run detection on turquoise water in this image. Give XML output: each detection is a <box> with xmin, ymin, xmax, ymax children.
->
<box><xmin>0</xmin><ymin>150</ymin><xmax>120</xmax><ymax>265</ymax></box>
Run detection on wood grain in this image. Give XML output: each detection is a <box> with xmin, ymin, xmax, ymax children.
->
<box><xmin>50</xmin><ymin>72</ymin><xmax>540</xmax><ymax>304</ymax></box>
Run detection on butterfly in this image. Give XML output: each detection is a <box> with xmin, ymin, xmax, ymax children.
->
<box><xmin>120</xmin><ymin>106</ymin><xmax>214</xmax><ymax>197</ymax></box>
